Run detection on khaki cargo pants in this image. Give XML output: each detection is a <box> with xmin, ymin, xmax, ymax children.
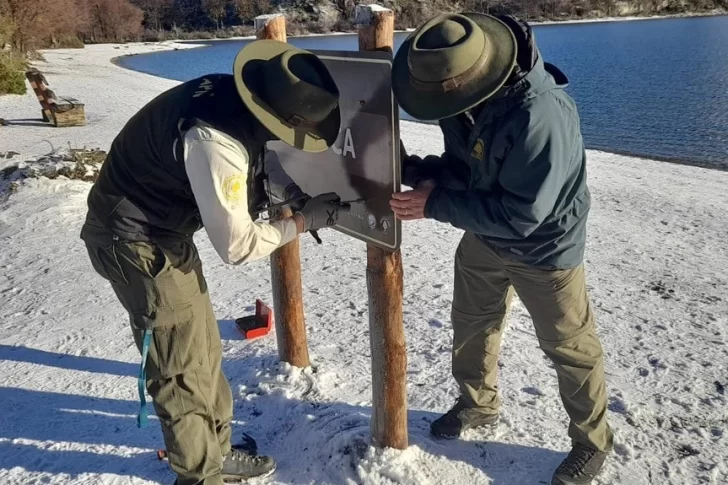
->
<box><xmin>452</xmin><ymin>232</ymin><xmax>613</xmax><ymax>452</ymax></box>
<box><xmin>83</xmin><ymin>229</ymin><xmax>233</xmax><ymax>485</ymax></box>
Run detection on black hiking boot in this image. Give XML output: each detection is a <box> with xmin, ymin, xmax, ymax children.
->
<box><xmin>221</xmin><ymin>448</ymin><xmax>276</xmax><ymax>482</ymax></box>
<box><xmin>430</xmin><ymin>398</ymin><xmax>499</xmax><ymax>439</ymax></box>
<box><xmin>551</xmin><ymin>442</ymin><xmax>609</xmax><ymax>485</ymax></box>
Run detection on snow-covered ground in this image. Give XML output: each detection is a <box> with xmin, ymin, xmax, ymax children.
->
<box><xmin>1</xmin><ymin>43</ymin><xmax>727</xmax><ymax>485</ymax></box>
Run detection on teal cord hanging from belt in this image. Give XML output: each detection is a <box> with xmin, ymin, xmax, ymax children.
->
<box><xmin>137</xmin><ymin>329</ymin><xmax>153</xmax><ymax>428</ymax></box>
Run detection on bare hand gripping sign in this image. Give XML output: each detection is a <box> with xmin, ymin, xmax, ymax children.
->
<box><xmin>267</xmin><ymin>50</ymin><xmax>401</xmax><ymax>251</ymax></box>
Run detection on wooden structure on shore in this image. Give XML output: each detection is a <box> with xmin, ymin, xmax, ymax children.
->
<box><xmin>25</xmin><ymin>69</ymin><xmax>86</xmax><ymax>127</ymax></box>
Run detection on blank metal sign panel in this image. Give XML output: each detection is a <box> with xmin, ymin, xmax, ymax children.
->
<box><xmin>266</xmin><ymin>49</ymin><xmax>401</xmax><ymax>251</ymax></box>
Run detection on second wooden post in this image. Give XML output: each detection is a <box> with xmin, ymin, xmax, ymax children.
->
<box><xmin>256</xmin><ymin>13</ymin><xmax>311</xmax><ymax>369</ymax></box>
<box><xmin>356</xmin><ymin>4</ymin><xmax>409</xmax><ymax>450</ymax></box>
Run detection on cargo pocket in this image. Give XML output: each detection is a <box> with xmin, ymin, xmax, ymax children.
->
<box><xmin>133</xmin><ymin>304</ymin><xmax>204</xmax><ymax>379</ymax></box>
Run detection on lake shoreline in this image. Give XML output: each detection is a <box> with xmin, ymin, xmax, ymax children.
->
<box><xmin>153</xmin><ymin>10</ymin><xmax>727</xmax><ymax>44</ymax></box>
<box><xmin>110</xmin><ymin>23</ymin><xmax>728</xmax><ymax>173</ymax></box>
<box><xmin>2</xmin><ymin>39</ymin><xmax>726</xmax><ymax>173</ymax></box>
<box><xmin>584</xmin><ymin>146</ymin><xmax>728</xmax><ymax>173</ymax></box>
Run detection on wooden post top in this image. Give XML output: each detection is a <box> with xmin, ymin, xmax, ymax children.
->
<box><xmin>255</xmin><ymin>13</ymin><xmax>287</xmax><ymax>42</ymax></box>
<box><xmin>356</xmin><ymin>4</ymin><xmax>394</xmax><ymax>53</ymax></box>
<box><xmin>255</xmin><ymin>13</ymin><xmax>285</xmax><ymax>24</ymax></box>
<box><xmin>355</xmin><ymin>4</ymin><xmax>394</xmax><ymax>26</ymax></box>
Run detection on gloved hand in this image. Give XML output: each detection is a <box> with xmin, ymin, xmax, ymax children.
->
<box><xmin>281</xmin><ymin>183</ymin><xmax>309</xmax><ymax>212</ymax></box>
<box><xmin>297</xmin><ymin>193</ymin><xmax>350</xmax><ymax>232</ymax></box>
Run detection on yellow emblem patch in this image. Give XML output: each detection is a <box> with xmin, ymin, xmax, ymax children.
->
<box><xmin>222</xmin><ymin>174</ymin><xmax>245</xmax><ymax>202</ymax></box>
<box><xmin>471</xmin><ymin>139</ymin><xmax>485</xmax><ymax>161</ymax></box>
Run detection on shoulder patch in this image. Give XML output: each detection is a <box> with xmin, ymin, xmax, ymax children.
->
<box><xmin>222</xmin><ymin>174</ymin><xmax>245</xmax><ymax>202</ymax></box>
<box><xmin>470</xmin><ymin>139</ymin><xmax>485</xmax><ymax>161</ymax></box>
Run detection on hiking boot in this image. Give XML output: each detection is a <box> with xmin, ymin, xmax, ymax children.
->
<box><xmin>221</xmin><ymin>448</ymin><xmax>276</xmax><ymax>482</ymax></box>
<box><xmin>430</xmin><ymin>398</ymin><xmax>499</xmax><ymax>439</ymax></box>
<box><xmin>551</xmin><ymin>442</ymin><xmax>609</xmax><ymax>485</ymax></box>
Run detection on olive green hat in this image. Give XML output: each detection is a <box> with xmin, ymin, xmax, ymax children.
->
<box><xmin>234</xmin><ymin>40</ymin><xmax>341</xmax><ymax>153</ymax></box>
<box><xmin>392</xmin><ymin>13</ymin><xmax>518</xmax><ymax>121</ymax></box>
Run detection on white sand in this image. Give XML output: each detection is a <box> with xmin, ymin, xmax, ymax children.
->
<box><xmin>1</xmin><ymin>43</ymin><xmax>727</xmax><ymax>485</ymax></box>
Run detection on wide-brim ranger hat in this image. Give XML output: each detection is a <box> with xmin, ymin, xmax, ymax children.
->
<box><xmin>392</xmin><ymin>13</ymin><xmax>518</xmax><ymax>121</ymax></box>
<box><xmin>234</xmin><ymin>40</ymin><xmax>341</xmax><ymax>153</ymax></box>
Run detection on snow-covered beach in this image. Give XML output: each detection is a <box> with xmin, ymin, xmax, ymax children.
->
<box><xmin>1</xmin><ymin>43</ymin><xmax>727</xmax><ymax>485</ymax></box>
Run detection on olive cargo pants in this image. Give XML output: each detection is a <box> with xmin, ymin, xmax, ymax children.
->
<box><xmin>83</xmin><ymin>230</ymin><xmax>233</xmax><ymax>485</ymax></box>
<box><xmin>452</xmin><ymin>232</ymin><xmax>613</xmax><ymax>452</ymax></box>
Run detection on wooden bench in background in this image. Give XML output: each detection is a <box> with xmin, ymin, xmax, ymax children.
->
<box><xmin>25</xmin><ymin>69</ymin><xmax>86</xmax><ymax>127</ymax></box>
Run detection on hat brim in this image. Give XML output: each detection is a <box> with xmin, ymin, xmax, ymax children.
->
<box><xmin>392</xmin><ymin>13</ymin><xmax>518</xmax><ymax>121</ymax></box>
<box><xmin>234</xmin><ymin>40</ymin><xmax>341</xmax><ymax>153</ymax></box>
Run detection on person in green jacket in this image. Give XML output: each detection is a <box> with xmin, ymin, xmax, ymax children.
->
<box><xmin>390</xmin><ymin>13</ymin><xmax>613</xmax><ymax>485</ymax></box>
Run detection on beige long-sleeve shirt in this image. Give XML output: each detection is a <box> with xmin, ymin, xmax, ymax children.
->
<box><xmin>183</xmin><ymin>125</ymin><xmax>298</xmax><ymax>265</ymax></box>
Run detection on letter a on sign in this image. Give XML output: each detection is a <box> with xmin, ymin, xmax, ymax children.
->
<box><xmin>343</xmin><ymin>129</ymin><xmax>356</xmax><ymax>159</ymax></box>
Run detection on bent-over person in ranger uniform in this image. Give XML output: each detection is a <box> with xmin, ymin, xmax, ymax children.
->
<box><xmin>389</xmin><ymin>13</ymin><xmax>613</xmax><ymax>485</ymax></box>
<box><xmin>81</xmin><ymin>41</ymin><xmax>348</xmax><ymax>484</ymax></box>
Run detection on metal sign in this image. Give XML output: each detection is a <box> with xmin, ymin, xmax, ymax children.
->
<box><xmin>267</xmin><ymin>50</ymin><xmax>401</xmax><ymax>251</ymax></box>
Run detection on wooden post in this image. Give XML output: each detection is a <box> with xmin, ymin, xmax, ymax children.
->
<box><xmin>356</xmin><ymin>4</ymin><xmax>408</xmax><ymax>450</ymax></box>
<box><xmin>256</xmin><ymin>13</ymin><xmax>310</xmax><ymax>369</ymax></box>
<box><xmin>356</xmin><ymin>5</ymin><xmax>395</xmax><ymax>53</ymax></box>
<box><xmin>255</xmin><ymin>13</ymin><xmax>287</xmax><ymax>43</ymax></box>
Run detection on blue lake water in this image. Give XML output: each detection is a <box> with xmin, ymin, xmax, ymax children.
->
<box><xmin>118</xmin><ymin>16</ymin><xmax>728</xmax><ymax>169</ymax></box>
